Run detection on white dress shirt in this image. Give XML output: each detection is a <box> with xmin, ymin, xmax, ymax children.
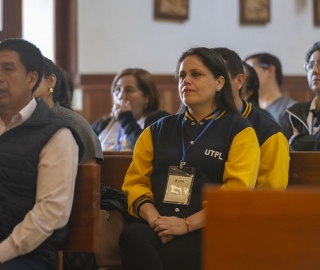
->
<box><xmin>0</xmin><ymin>98</ymin><xmax>78</xmax><ymax>263</ymax></box>
<box><xmin>307</xmin><ymin>97</ymin><xmax>320</xmax><ymax>135</ymax></box>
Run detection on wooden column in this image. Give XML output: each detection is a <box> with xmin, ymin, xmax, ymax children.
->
<box><xmin>0</xmin><ymin>0</ymin><xmax>22</xmax><ymax>41</ymax></box>
<box><xmin>54</xmin><ymin>0</ymin><xmax>79</xmax><ymax>85</ymax></box>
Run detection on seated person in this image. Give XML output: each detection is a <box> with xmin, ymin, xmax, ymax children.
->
<box><xmin>214</xmin><ymin>47</ymin><xmax>289</xmax><ymax>190</ymax></box>
<box><xmin>92</xmin><ymin>68</ymin><xmax>170</xmax><ymax>151</ymax></box>
<box><xmin>0</xmin><ymin>39</ymin><xmax>83</xmax><ymax>269</ymax></box>
<box><xmin>242</xmin><ymin>61</ymin><xmax>260</xmax><ymax>108</ymax></box>
<box><xmin>242</xmin><ymin>61</ymin><xmax>275</xmax><ymax>120</ymax></box>
<box><xmin>281</xmin><ymin>41</ymin><xmax>320</xmax><ymax>151</ymax></box>
<box><xmin>119</xmin><ymin>47</ymin><xmax>260</xmax><ymax>270</ymax></box>
<box><xmin>245</xmin><ymin>53</ymin><xmax>296</xmax><ymax>125</ymax></box>
<box><xmin>33</xmin><ymin>57</ymin><xmax>103</xmax><ymax>164</ymax></box>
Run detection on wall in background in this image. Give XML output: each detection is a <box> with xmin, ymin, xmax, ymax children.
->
<box><xmin>22</xmin><ymin>0</ymin><xmax>54</xmax><ymax>60</ymax></box>
<box><xmin>78</xmin><ymin>0</ymin><xmax>320</xmax><ymax>76</ymax></box>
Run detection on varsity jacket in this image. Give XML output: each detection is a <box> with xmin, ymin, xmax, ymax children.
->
<box><xmin>242</xmin><ymin>101</ymin><xmax>289</xmax><ymax>189</ymax></box>
<box><xmin>0</xmin><ymin>100</ymin><xmax>83</xmax><ymax>269</ymax></box>
<box><xmin>122</xmin><ymin>110</ymin><xmax>260</xmax><ymax>218</ymax></box>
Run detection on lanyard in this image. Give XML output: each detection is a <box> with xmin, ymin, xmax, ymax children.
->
<box><xmin>180</xmin><ymin>110</ymin><xmax>220</xmax><ymax>168</ymax></box>
<box><xmin>116</xmin><ymin>127</ymin><xmax>122</xmax><ymax>151</ymax></box>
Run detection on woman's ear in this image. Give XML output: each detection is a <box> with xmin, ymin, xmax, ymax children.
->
<box><xmin>144</xmin><ymin>94</ymin><xmax>150</xmax><ymax>105</ymax></box>
<box><xmin>216</xmin><ymin>76</ymin><xmax>225</xmax><ymax>92</ymax></box>
<box><xmin>48</xmin><ymin>74</ymin><xmax>57</xmax><ymax>88</ymax></box>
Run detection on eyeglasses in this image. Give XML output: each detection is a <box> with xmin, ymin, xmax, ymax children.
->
<box><xmin>258</xmin><ymin>63</ymin><xmax>269</xmax><ymax>69</ymax></box>
<box><xmin>304</xmin><ymin>61</ymin><xmax>320</xmax><ymax>72</ymax></box>
<box><xmin>247</xmin><ymin>62</ymin><xmax>269</xmax><ymax>69</ymax></box>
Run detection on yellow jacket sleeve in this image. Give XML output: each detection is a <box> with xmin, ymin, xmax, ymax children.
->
<box><xmin>122</xmin><ymin>127</ymin><xmax>154</xmax><ymax>217</ymax></box>
<box><xmin>257</xmin><ymin>132</ymin><xmax>289</xmax><ymax>189</ymax></box>
<box><xmin>220</xmin><ymin>127</ymin><xmax>260</xmax><ymax>190</ymax></box>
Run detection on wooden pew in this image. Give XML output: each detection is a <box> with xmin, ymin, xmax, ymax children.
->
<box><xmin>101</xmin><ymin>152</ymin><xmax>133</xmax><ymax>189</ymax></box>
<box><xmin>203</xmin><ymin>186</ymin><xmax>320</xmax><ymax>270</ymax></box>
<box><xmin>289</xmin><ymin>151</ymin><xmax>320</xmax><ymax>185</ymax></box>
<box><xmin>58</xmin><ymin>163</ymin><xmax>101</xmax><ymax>269</ymax></box>
<box><xmin>89</xmin><ymin>153</ymin><xmax>132</xmax><ymax>270</ymax></box>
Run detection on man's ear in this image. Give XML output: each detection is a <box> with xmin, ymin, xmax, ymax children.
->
<box><xmin>27</xmin><ymin>71</ymin><xmax>38</xmax><ymax>91</ymax></box>
<box><xmin>267</xmin><ymin>65</ymin><xmax>276</xmax><ymax>79</ymax></box>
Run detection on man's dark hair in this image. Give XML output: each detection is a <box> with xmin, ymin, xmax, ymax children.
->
<box><xmin>306</xmin><ymin>41</ymin><xmax>320</xmax><ymax>62</ymax></box>
<box><xmin>0</xmin><ymin>38</ymin><xmax>44</xmax><ymax>92</ymax></box>
<box><xmin>244</xmin><ymin>53</ymin><xmax>283</xmax><ymax>87</ymax></box>
<box><xmin>212</xmin><ymin>47</ymin><xmax>244</xmax><ymax>79</ymax></box>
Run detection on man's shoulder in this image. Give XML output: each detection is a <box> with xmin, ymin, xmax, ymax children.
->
<box><xmin>271</xmin><ymin>95</ymin><xmax>296</xmax><ymax>109</ymax></box>
<box><xmin>249</xmin><ymin>106</ymin><xmax>282</xmax><ymax>132</ymax></box>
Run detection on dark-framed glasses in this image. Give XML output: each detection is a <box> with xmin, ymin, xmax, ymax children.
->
<box><xmin>304</xmin><ymin>61</ymin><xmax>320</xmax><ymax>72</ymax></box>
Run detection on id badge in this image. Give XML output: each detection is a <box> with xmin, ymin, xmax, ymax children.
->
<box><xmin>163</xmin><ymin>166</ymin><xmax>195</xmax><ymax>205</ymax></box>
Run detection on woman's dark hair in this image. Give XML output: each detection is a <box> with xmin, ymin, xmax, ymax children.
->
<box><xmin>306</xmin><ymin>41</ymin><xmax>320</xmax><ymax>62</ymax></box>
<box><xmin>176</xmin><ymin>47</ymin><xmax>239</xmax><ymax>115</ymax></box>
<box><xmin>243</xmin><ymin>61</ymin><xmax>260</xmax><ymax>108</ymax></box>
<box><xmin>43</xmin><ymin>57</ymin><xmax>72</xmax><ymax>110</ymax></box>
<box><xmin>111</xmin><ymin>68</ymin><xmax>160</xmax><ymax>114</ymax></box>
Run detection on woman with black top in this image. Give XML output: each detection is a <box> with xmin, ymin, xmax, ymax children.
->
<box><xmin>119</xmin><ymin>47</ymin><xmax>260</xmax><ymax>270</ymax></box>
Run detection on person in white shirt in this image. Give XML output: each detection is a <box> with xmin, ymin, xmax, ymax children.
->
<box><xmin>245</xmin><ymin>53</ymin><xmax>296</xmax><ymax>125</ymax></box>
<box><xmin>0</xmin><ymin>38</ymin><xmax>83</xmax><ymax>270</ymax></box>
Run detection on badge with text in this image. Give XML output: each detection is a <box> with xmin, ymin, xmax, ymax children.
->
<box><xmin>163</xmin><ymin>166</ymin><xmax>195</xmax><ymax>205</ymax></box>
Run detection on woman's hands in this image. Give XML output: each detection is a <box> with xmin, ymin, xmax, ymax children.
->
<box><xmin>150</xmin><ymin>216</ymin><xmax>188</xmax><ymax>244</ymax></box>
<box><xmin>112</xmin><ymin>100</ymin><xmax>131</xmax><ymax>119</ymax></box>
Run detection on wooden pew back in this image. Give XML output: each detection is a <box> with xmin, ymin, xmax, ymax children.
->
<box><xmin>61</xmin><ymin>163</ymin><xmax>101</xmax><ymax>252</ymax></box>
<box><xmin>203</xmin><ymin>187</ymin><xmax>320</xmax><ymax>270</ymax></box>
<box><xmin>289</xmin><ymin>151</ymin><xmax>320</xmax><ymax>186</ymax></box>
<box><xmin>101</xmin><ymin>152</ymin><xmax>133</xmax><ymax>189</ymax></box>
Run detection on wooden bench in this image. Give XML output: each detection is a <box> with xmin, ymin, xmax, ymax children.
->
<box><xmin>203</xmin><ymin>186</ymin><xmax>320</xmax><ymax>270</ymax></box>
<box><xmin>57</xmin><ymin>150</ymin><xmax>320</xmax><ymax>269</ymax></box>
<box><xmin>56</xmin><ymin>154</ymin><xmax>133</xmax><ymax>270</ymax></box>
<box><xmin>289</xmin><ymin>151</ymin><xmax>320</xmax><ymax>185</ymax></box>
<box><xmin>92</xmin><ymin>153</ymin><xmax>132</xmax><ymax>270</ymax></box>
<box><xmin>101</xmin><ymin>152</ymin><xmax>133</xmax><ymax>189</ymax></box>
<box><xmin>58</xmin><ymin>163</ymin><xmax>101</xmax><ymax>269</ymax></box>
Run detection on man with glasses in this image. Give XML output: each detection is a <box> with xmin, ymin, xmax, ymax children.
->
<box><xmin>245</xmin><ymin>53</ymin><xmax>295</xmax><ymax>125</ymax></box>
<box><xmin>281</xmin><ymin>42</ymin><xmax>320</xmax><ymax>150</ymax></box>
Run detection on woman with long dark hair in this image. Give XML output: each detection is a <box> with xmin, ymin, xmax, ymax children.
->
<box><xmin>119</xmin><ymin>47</ymin><xmax>260</xmax><ymax>270</ymax></box>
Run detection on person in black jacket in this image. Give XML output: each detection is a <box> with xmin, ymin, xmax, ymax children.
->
<box><xmin>92</xmin><ymin>68</ymin><xmax>169</xmax><ymax>151</ymax></box>
<box><xmin>281</xmin><ymin>41</ymin><xmax>320</xmax><ymax>150</ymax></box>
<box><xmin>0</xmin><ymin>39</ymin><xmax>83</xmax><ymax>270</ymax></box>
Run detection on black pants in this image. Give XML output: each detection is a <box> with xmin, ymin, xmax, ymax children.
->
<box><xmin>0</xmin><ymin>257</ymin><xmax>47</xmax><ymax>270</ymax></box>
<box><xmin>119</xmin><ymin>223</ymin><xmax>202</xmax><ymax>270</ymax></box>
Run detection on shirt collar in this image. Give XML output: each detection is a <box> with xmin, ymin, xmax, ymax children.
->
<box><xmin>0</xmin><ymin>98</ymin><xmax>37</xmax><ymax>134</ymax></box>
<box><xmin>184</xmin><ymin>108</ymin><xmax>225</xmax><ymax>121</ymax></box>
<box><xmin>310</xmin><ymin>97</ymin><xmax>317</xmax><ymax>111</ymax></box>
<box><xmin>20</xmin><ymin>98</ymin><xmax>37</xmax><ymax>123</ymax></box>
<box><xmin>308</xmin><ymin>97</ymin><xmax>318</xmax><ymax>134</ymax></box>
